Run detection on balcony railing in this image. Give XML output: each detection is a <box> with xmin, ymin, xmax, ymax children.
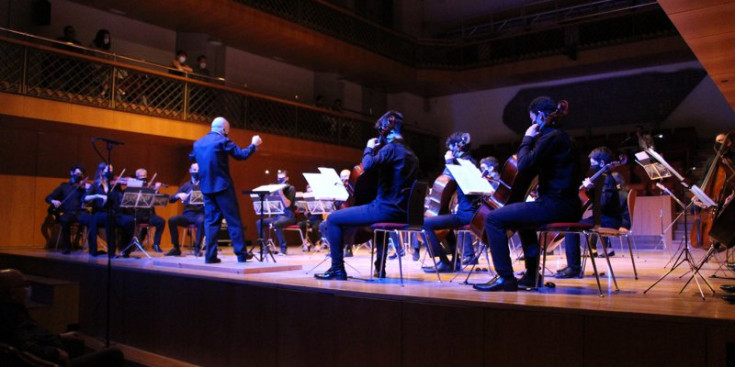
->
<box><xmin>0</xmin><ymin>30</ymin><xmax>440</xmax><ymax>173</ymax></box>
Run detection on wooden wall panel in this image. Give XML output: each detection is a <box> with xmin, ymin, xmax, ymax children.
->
<box><xmin>334</xmin><ymin>296</ymin><xmax>402</xmax><ymax>367</ymax></box>
<box><xmin>484</xmin><ymin>309</ymin><xmax>585</xmax><ymax>367</ymax></box>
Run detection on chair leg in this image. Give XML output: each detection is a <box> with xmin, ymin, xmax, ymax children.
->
<box><xmin>421</xmin><ymin>230</ymin><xmax>441</xmax><ymax>282</ymax></box>
<box><xmin>395</xmin><ymin>230</ymin><xmax>404</xmax><ymax>286</ymax></box>
<box><xmin>370</xmin><ymin>231</ymin><xmax>377</xmax><ymax>281</ymax></box>
<box><xmin>626</xmin><ymin>236</ymin><xmax>638</xmax><ymax>279</ymax></box>
<box><xmin>597</xmin><ymin>234</ymin><xmax>619</xmax><ymax>291</ymax></box>
<box><xmin>584</xmin><ymin>233</ymin><xmax>604</xmax><ymax>297</ymax></box>
<box><xmin>536</xmin><ymin>232</ymin><xmax>548</xmax><ymax>291</ymax></box>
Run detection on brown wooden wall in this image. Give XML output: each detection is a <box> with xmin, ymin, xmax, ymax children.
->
<box><xmin>0</xmin><ymin>94</ymin><xmax>362</xmax><ymax>248</ymax></box>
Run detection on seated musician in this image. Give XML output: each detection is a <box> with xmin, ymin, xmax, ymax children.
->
<box><xmin>296</xmin><ymin>185</ymin><xmax>322</xmax><ymax>252</ymax></box>
<box><xmin>421</xmin><ymin>132</ymin><xmax>480</xmax><ymax>273</ymax></box>
<box><xmin>84</xmin><ymin>164</ymin><xmax>135</xmax><ymax>257</ymax></box>
<box><xmin>480</xmin><ymin>156</ymin><xmax>501</xmax><ymax>190</ymax></box>
<box><xmin>255</xmin><ymin>170</ymin><xmax>297</xmax><ymax>255</ymax></box>
<box><xmin>315</xmin><ymin>110</ymin><xmax>420</xmax><ymax>280</ymax></box>
<box><xmin>45</xmin><ymin>164</ymin><xmax>91</xmax><ymax>254</ymax></box>
<box><xmin>474</xmin><ymin>96</ymin><xmax>581</xmax><ymax>292</ymax></box>
<box><xmin>165</xmin><ymin>163</ymin><xmax>204</xmax><ymax>256</ymax></box>
<box><xmin>556</xmin><ymin>146</ymin><xmax>622</xmax><ymax>279</ymax></box>
<box><xmin>124</xmin><ymin>168</ymin><xmax>166</xmax><ymax>253</ymax></box>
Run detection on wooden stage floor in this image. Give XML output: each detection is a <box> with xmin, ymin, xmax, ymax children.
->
<box><xmin>3</xmin><ymin>244</ymin><xmax>735</xmax><ymax>323</ymax></box>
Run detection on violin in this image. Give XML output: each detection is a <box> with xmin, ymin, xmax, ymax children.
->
<box><xmin>47</xmin><ymin>176</ymin><xmax>90</xmax><ymax>220</ymax></box>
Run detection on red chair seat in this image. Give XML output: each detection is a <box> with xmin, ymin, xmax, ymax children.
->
<box><xmin>539</xmin><ymin>222</ymin><xmax>593</xmax><ymax>231</ymax></box>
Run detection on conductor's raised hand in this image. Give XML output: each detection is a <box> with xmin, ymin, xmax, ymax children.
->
<box><xmin>252</xmin><ymin>135</ymin><xmax>263</xmax><ymax>146</ymax></box>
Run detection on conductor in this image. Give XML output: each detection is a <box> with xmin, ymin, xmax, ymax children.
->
<box><xmin>190</xmin><ymin>117</ymin><xmax>262</xmax><ymax>264</ymax></box>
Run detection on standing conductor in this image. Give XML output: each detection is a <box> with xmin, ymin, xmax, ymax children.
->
<box><xmin>190</xmin><ymin>117</ymin><xmax>262</xmax><ymax>264</ymax></box>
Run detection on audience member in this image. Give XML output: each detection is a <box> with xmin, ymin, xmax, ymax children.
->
<box><xmin>0</xmin><ymin>269</ymin><xmax>125</xmax><ymax>367</ymax></box>
<box><xmin>170</xmin><ymin>50</ymin><xmax>193</xmax><ymax>77</ymax></box>
<box><xmin>194</xmin><ymin>55</ymin><xmax>210</xmax><ymax>77</ymax></box>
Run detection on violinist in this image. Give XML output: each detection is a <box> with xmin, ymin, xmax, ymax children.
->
<box><xmin>165</xmin><ymin>163</ymin><xmax>204</xmax><ymax>257</ymax></box>
<box><xmin>315</xmin><ymin>110</ymin><xmax>419</xmax><ymax>280</ymax></box>
<box><xmin>84</xmin><ymin>164</ymin><xmax>135</xmax><ymax>257</ymax></box>
<box><xmin>124</xmin><ymin>168</ymin><xmax>166</xmax><ymax>253</ymax></box>
<box><xmin>45</xmin><ymin>164</ymin><xmax>91</xmax><ymax>255</ymax></box>
<box><xmin>556</xmin><ymin>147</ymin><xmax>622</xmax><ymax>279</ymax></box>
<box><xmin>474</xmin><ymin>96</ymin><xmax>581</xmax><ymax>292</ymax></box>
<box><xmin>421</xmin><ymin>132</ymin><xmax>480</xmax><ymax>273</ymax></box>
<box><xmin>255</xmin><ymin>170</ymin><xmax>297</xmax><ymax>255</ymax></box>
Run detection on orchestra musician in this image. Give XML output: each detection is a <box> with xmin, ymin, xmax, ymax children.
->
<box><xmin>480</xmin><ymin>156</ymin><xmax>500</xmax><ymax>190</ymax></box>
<box><xmin>297</xmin><ymin>185</ymin><xmax>322</xmax><ymax>252</ymax></box>
<box><xmin>421</xmin><ymin>132</ymin><xmax>480</xmax><ymax>273</ymax></box>
<box><xmin>126</xmin><ymin>168</ymin><xmax>166</xmax><ymax>253</ymax></box>
<box><xmin>316</xmin><ymin>169</ymin><xmax>353</xmax><ymax>255</ymax></box>
<box><xmin>165</xmin><ymin>163</ymin><xmax>204</xmax><ymax>257</ymax></box>
<box><xmin>315</xmin><ymin>110</ymin><xmax>419</xmax><ymax>280</ymax></box>
<box><xmin>474</xmin><ymin>96</ymin><xmax>581</xmax><ymax>292</ymax></box>
<box><xmin>556</xmin><ymin>146</ymin><xmax>622</xmax><ymax>279</ymax></box>
<box><xmin>84</xmin><ymin>163</ymin><xmax>135</xmax><ymax>257</ymax></box>
<box><xmin>190</xmin><ymin>117</ymin><xmax>261</xmax><ymax>264</ymax></box>
<box><xmin>45</xmin><ymin>164</ymin><xmax>91</xmax><ymax>254</ymax></box>
<box><xmin>255</xmin><ymin>170</ymin><xmax>297</xmax><ymax>255</ymax></box>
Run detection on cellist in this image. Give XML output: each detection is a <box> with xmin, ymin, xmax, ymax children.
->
<box><xmin>314</xmin><ymin>110</ymin><xmax>420</xmax><ymax>280</ymax></box>
<box><xmin>474</xmin><ymin>96</ymin><xmax>581</xmax><ymax>292</ymax></box>
<box><xmin>421</xmin><ymin>132</ymin><xmax>482</xmax><ymax>273</ymax></box>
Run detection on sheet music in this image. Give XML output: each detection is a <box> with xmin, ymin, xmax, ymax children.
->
<box><xmin>251</xmin><ymin>184</ymin><xmax>287</xmax><ymax>193</ymax></box>
<box><xmin>635</xmin><ymin>150</ymin><xmax>672</xmax><ymax>180</ymax></box>
<box><xmin>446</xmin><ymin>163</ymin><xmax>494</xmax><ymax>196</ymax></box>
<box><xmin>303</xmin><ymin>170</ymin><xmax>349</xmax><ymax>201</ymax></box>
<box><xmin>646</xmin><ymin>148</ymin><xmax>684</xmax><ymax>182</ymax></box>
<box><xmin>690</xmin><ymin>185</ymin><xmax>717</xmax><ymax>208</ymax></box>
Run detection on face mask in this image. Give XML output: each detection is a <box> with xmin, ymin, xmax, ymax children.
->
<box><xmin>103</xmin><ymin>37</ymin><xmax>110</xmax><ymax>45</ymax></box>
<box><xmin>191</xmin><ymin>172</ymin><xmax>199</xmax><ymax>181</ymax></box>
<box><xmin>178</xmin><ymin>56</ymin><xmax>186</xmax><ymax>64</ymax></box>
<box><xmin>25</xmin><ymin>286</ymin><xmax>32</xmax><ymax>302</ymax></box>
<box><xmin>199</xmin><ymin>63</ymin><xmax>206</xmax><ymax>69</ymax></box>
<box><xmin>277</xmin><ymin>177</ymin><xmax>287</xmax><ymax>184</ymax></box>
<box><xmin>71</xmin><ymin>173</ymin><xmax>83</xmax><ymax>182</ymax></box>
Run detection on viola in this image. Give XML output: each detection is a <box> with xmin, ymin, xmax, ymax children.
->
<box><xmin>578</xmin><ymin>154</ymin><xmax>627</xmax><ymax>213</ymax></box>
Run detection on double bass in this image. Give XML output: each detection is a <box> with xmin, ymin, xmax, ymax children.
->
<box><xmin>691</xmin><ymin>131</ymin><xmax>735</xmax><ymax>247</ymax></box>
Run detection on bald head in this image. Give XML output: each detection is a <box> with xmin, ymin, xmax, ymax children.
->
<box><xmin>716</xmin><ymin>134</ymin><xmax>727</xmax><ymax>144</ymax></box>
<box><xmin>211</xmin><ymin>117</ymin><xmax>230</xmax><ymax>136</ymax></box>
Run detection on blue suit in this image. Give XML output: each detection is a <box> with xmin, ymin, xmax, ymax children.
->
<box><xmin>190</xmin><ymin>132</ymin><xmax>257</xmax><ymax>262</ymax></box>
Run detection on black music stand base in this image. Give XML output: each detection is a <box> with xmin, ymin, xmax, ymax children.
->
<box><xmin>244</xmin><ymin>190</ymin><xmax>276</xmax><ymax>263</ymax></box>
<box><xmin>644</xmin><ymin>203</ymin><xmax>715</xmax><ymax>300</ymax></box>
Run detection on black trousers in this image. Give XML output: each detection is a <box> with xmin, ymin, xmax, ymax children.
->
<box><xmin>168</xmin><ymin>210</ymin><xmax>205</xmax><ymax>248</ymax></box>
<box><xmin>57</xmin><ymin>211</ymin><xmax>91</xmax><ymax>252</ymax></box>
<box><xmin>203</xmin><ymin>186</ymin><xmax>246</xmax><ymax>261</ymax></box>
<box><xmin>484</xmin><ymin>196</ymin><xmax>580</xmax><ymax>278</ymax></box>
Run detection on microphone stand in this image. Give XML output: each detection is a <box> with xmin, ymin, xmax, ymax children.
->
<box><xmin>103</xmin><ymin>141</ymin><xmax>116</xmax><ymax>348</ymax></box>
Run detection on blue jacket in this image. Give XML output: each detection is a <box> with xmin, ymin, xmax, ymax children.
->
<box><xmin>190</xmin><ymin>132</ymin><xmax>257</xmax><ymax>194</ymax></box>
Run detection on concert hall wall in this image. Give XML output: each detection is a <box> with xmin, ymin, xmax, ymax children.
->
<box><xmin>0</xmin><ymin>98</ymin><xmax>363</xmax><ymax>249</ymax></box>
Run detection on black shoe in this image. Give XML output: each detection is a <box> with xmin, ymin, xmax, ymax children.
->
<box><xmin>165</xmin><ymin>248</ymin><xmax>181</xmax><ymax>256</ymax></box>
<box><xmin>152</xmin><ymin>244</ymin><xmax>163</xmax><ymax>253</ymax></box>
<box><xmin>462</xmin><ymin>256</ymin><xmax>478</xmax><ymax>266</ymax></box>
<box><xmin>518</xmin><ymin>272</ymin><xmax>543</xmax><ymax>289</ymax></box>
<box><xmin>314</xmin><ymin>266</ymin><xmax>348</xmax><ymax>280</ymax></box>
<box><xmin>473</xmin><ymin>276</ymin><xmax>518</xmax><ymax>292</ymax></box>
<box><xmin>90</xmin><ymin>250</ymin><xmax>107</xmax><ymax>257</ymax></box>
<box><xmin>597</xmin><ymin>251</ymin><xmax>615</xmax><ymax>258</ymax></box>
<box><xmin>193</xmin><ymin>247</ymin><xmax>202</xmax><ymax>257</ymax></box>
<box><xmin>554</xmin><ymin>267</ymin><xmax>582</xmax><ymax>279</ymax></box>
<box><xmin>61</xmin><ymin>249</ymin><xmax>71</xmax><ymax>255</ymax></box>
<box><xmin>373</xmin><ymin>269</ymin><xmax>387</xmax><ymax>278</ymax></box>
<box><xmin>423</xmin><ymin>261</ymin><xmax>456</xmax><ymax>274</ymax></box>
<box><xmin>237</xmin><ymin>252</ymin><xmax>254</xmax><ymax>263</ymax></box>
<box><xmin>205</xmin><ymin>257</ymin><xmax>221</xmax><ymax>264</ymax></box>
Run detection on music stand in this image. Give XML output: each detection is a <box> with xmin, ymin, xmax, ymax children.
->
<box><xmin>642</xmin><ymin>149</ymin><xmax>716</xmax><ymax>299</ymax></box>
<box><xmin>189</xmin><ymin>190</ymin><xmax>204</xmax><ymax>205</ymax></box>
<box><xmin>119</xmin><ymin>187</ymin><xmax>156</xmax><ymax>258</ymax></box>
<box><xmin>244</xmin><ymin>184</ymin><xmax>286</xmax><ymax>262</ymax></box>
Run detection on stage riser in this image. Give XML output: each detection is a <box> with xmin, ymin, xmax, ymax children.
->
<box><xmin>1</xmin><ymin>254</ymin><xmax>732</xmax><ymax>367</ymax></box>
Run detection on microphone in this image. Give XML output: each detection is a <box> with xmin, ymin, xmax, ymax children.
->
<box><xmin>92</xmin><ymin>137</ymin><xmax>125</xmax><ymax>145</ymax></box>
